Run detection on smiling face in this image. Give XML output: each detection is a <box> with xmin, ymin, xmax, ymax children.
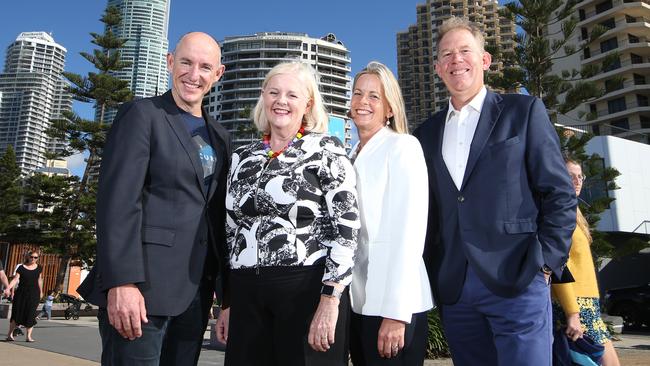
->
<box><xmin>262</xmin><ymin>73</ymin><xmax>312</xmax><ymax>135</ymax></box>
<box><xmin>350</xmin><ymin>74</ymin><xmax>392</xmax><ymax>135</ymax></box>
<box><xmin>435</xmin><ymin>28</ymin><xmax>491</xmax><ymax>109</ymax></box>
<box><xmin>167</xmin><ymin>32</ymin><xmax>225</xmax><ymax>116</ymax></box>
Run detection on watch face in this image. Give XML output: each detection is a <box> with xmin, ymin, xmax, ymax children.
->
<box><xmin>321</xmin><ymin>285</ymin><xmax>335</xmax><ymax>296</ymax></box>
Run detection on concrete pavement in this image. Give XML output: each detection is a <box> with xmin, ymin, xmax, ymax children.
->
<box><xmin>0</xmin><ymin>317</ymin><xmax>648</xmax><ymax>365</ymax></box>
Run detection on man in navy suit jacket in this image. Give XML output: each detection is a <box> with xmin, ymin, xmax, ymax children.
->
<box><xmin>413</xmin><ymin>17</ymin><xmax>577</xmax><ymax>366</ymax></box>
<box><xmin>77</xmin><ymin>32</ymin><xmax>231</xmax><ymax>366</ymax></box>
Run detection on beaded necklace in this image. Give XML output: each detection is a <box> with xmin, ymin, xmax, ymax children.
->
<box><xmin>262</xmin><ymin>126</ymin><xmax>306</xmax><ymax>159</ymax></box>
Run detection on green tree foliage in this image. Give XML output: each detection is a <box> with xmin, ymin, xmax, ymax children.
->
<box><xmin>0</xmin><ymin>146</ymin><xmax>22</xmax><ymax>240</ymax></box>
<box><xmin>22</xmin><ymin>5</ymin><xmax>133</xmax><ymax>291</ymax></box>
<box><xmin>492</xmin><ymin>1</ymin><xmax>632</xmax><ymax>263</ymax></box>
<box><xmin>491</xmin><ymin>0</ymin><xmax>607</xmax><ymax>122</ymax></box>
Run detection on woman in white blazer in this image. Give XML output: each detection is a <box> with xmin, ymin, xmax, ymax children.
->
<box><xmin>348</xmin><ymin>61</ymin><xmax>433</xmax><ymax>365</ymax></box>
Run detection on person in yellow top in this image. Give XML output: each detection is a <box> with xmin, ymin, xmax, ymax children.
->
<box><xmin>552</xmin><ymin>158</ymin><xmax>620</xmax><ymax>366</ymax></box>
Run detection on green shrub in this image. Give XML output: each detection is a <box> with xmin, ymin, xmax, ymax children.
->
<box><xmin>426</xmin><ymin>308</ymin><xmax>450</xmax><ymax>359</ymax></box>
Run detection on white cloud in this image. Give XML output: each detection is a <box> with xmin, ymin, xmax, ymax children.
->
<box><xmin>65</xmin><ymin>151</ymin><xmax>88</xmax><ymax>178</ymax></box>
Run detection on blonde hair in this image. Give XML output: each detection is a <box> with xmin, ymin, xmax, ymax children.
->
<box><xmin>253</xmin><ymin>61</ymin><xmax>329</xmax><ymax>134</ymax></box>
<box><xmin>577</xmin><ymin>207</ymin><xmax>592</xmax><ymax>243</ymax></box>
<box><xmin>437</xmin><ymin>16</ymin><xmax>486</xmax><ymax>55</ymax></box>
<box><xmin>352</xmin><ymin>61</ymin><xmax>409</xmax><ymax>134</ymax></box>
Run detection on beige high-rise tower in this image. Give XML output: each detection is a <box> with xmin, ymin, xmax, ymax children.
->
<box><xmin>397</xmin><ymin>0</ymin><xmax>516</xmax><ymax>130</ymax></box>
<box><xmin>550</xmin><ymin>0</ymin><xmax>650</xmax><ymax>144</ymax></box>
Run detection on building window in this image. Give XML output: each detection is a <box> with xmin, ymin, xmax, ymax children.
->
<box><xmin>604</xmin><ymin>78</ymin><xmax>624</xmax><ymax>92</ymax></box>
<box><xmin>581</xmin><ymin>27</ymin><xmax>589</xmax><ymax>40</ymax></box>
<box><xmin>602</xmin><ymin>57</ymin><xmax>621</xmax><ymax>72</ymax></box>
<box><xmin>583</xmin><ymin>47</ymin><xmax>591</xmax><ymax>60</ymax></box>
<box><xmin>637</xmin><ymin>94</ymin><xmax>649</xmax><ymax>107</ymax></box>
<box><xmin>579</xmin><ymin>9</ymin><xmax>586</xmax><ymax>21</ymax></box>
<box><xmin>610</xmin><ymin>118</ymin><xmax>629</xmax><ymax>131</ymax></box>
<box><xmin>628</xmin><ymin>34</ymin><xmax>640</xmax><ymax>43</ymax></box>
<box><xmin>631</xmin><ymin>53</ymin><xmax>643</xmax><ymax>64</ymax></box>
<box><xmin>608</xmin><ymin>97</ymin><xmax>626</xmax><ymax>114</ymax></box>
<box><xmin>303</xmin><ymin>43</ymin><xmax>307</xmax><ymax>51</ymax></box>
<box><xmin>600</xmin><ymin>37</ymin><xmax>618</xmax><ymax>53</ymax></box>
<box><xmin>600</xmin><ymin>18</ymin><xmax>616</xmax><ymax>30</ymax></box>
<box><xmin>634</xmin><ymin>73</ymin><xmax>646</xmax><ymax>85</ymax></box>
<box><xmin>640</xmin><ymin>115</ymin><xmax>650</xmax><ymax>129</ymax></box>
<box><xmin>592</xmin><ymin>124</ymin><xmax>601</xmax><ymax>135</ymax></box>
<box><xmin>595</xmin><ymin>0</ymin><xmax>613</xmax><ymax>14</ymax></box>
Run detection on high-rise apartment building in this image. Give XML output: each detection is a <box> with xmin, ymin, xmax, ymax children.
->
<box><xmin>0</xmin><ymin>32</ymin><xmax>71</xmax><ymax>175</ymax></box>
<box><xmin>86</xmin><ymin>0</ymin><xmax>171</xmax><ymax>182</ymax></box>
<box><xmin>551</xmin><ymin>0</ymin><xmax>650</xmax><ymax>144</ymax></box>
<box><xmin>102</xmin><ymin>0</ymin><xmax>170</xmax><ymax>124</ymax></box>
<box><xmin>204</xmin><ymin>32</ymin><xmax>352</xmax><ymax>147</ymax></box>
<box><xmin>397</xmin><ymin>0</ymin><xmax>516</xmax><ymax>130</ymax></box>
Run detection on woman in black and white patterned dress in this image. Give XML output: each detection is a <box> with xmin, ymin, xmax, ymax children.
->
<box><xmin>216</xmin><ymin>61</ymin><xmax>360</xmax><ymax>366</ymax></box>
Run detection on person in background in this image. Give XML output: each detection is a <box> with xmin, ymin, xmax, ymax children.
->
<box><xmin>216</xmin><ymin>61</ymin><xmax>359</xmax><ymax>366</ymax></box>
<box><xmin>552</xmin><ymin>158</ymin><xmax>621</xmax><ymax>366</ymax></box>
<box><xmin>4</xmin><ymin>250</ymin><xmax>43</xmax><ymax>342</ymax></box>
<box><xmin>348</xmin><ymin>61</ymin><xmax>433</xmax><ymax>365</ymax></box>
<box><xmin>0</xmin><ymin>260</ymin><xmax>9</xmax><ymax>291</ymax></box>
<box><xmin>37</xmin><ymin>291</ymin><xmax>56</xmax><ymax>320</ymax></box>
<box><xmin>413</xmin><ymin>16</ymin><xmax>577</xmax><ymax>366</ymax></box>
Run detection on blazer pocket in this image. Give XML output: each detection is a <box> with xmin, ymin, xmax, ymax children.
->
<box><xmin>490</xmin><ymin>136</ymin><xmax>520</xmax><ymax>150</ymax></box>
<box><xmin>142</xmin><ymin>226</ymin><xmax>175</xmax><ymax>246</ymax></box>
<box><xmin>503</xmin><ymin>219</ymin><xmax>537</xmax><ymax>234</ymax></box>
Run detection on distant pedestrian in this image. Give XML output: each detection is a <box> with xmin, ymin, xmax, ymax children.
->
<box><xmin>37</xmin><ymin>291</ymin><xmax>56</xmax><ymax>320</ymax></box>
<box><xmin>4</xmin><ymin>250</ymin><xmax>43</xmax><ymax>342</ymax></box>
<box><xmin>552</xmin><ymin>158</ymin><xmax>621</xmax><ymax>366</ymax></box>
<box><xmin>0</xmin><ymin>259</ymin><xmax>9</xmax><ymax>291</ymax></box>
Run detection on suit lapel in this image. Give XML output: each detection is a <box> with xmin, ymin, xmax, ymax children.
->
<box><xmin>460</xmin><ymin>91</ymin><xmax>503</xmax><ymax>190</ymax></box>
<box><xmin>161</xmin><ymin>92</ymin><xmax>208</xmax><ymax>199</ymax></box>
<box><xmin>205</xmin><ymin>113</ymin><xmax>226</xmax><ymax>201</ymax></box>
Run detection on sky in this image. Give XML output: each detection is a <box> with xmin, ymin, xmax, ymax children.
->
<box><xmin>2</xmin><ymin>0</ymin><xmax>425</xmax><ymax>175</ymax></box>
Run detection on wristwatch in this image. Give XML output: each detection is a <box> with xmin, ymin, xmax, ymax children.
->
<box><xmin>541</xmin><ymin>265</ymin><xmax>553</xmax><ymax>275</ymax></box>
<box><xmin>320</xmin><ymin>284</ymin><xmax>343</xmax><ymax>299</ymax></box>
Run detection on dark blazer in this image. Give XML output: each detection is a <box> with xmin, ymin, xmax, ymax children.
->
<box><xmin>413</xmin><ymin>90</ymin><xmax>576</xmax><ymax>305</ymax></box>
<box><xmin>78</xmin><ymin>90</ymin><xmax>232</xmax><ymax>316</ymax></box>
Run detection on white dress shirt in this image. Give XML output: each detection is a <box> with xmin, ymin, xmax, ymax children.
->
<box><xmin>349</xmin><ymin>127</ymin><xmax>434</xmax><ymax>322</ymax></box>
<box><xmin>442</xmin><ymin>86</ymin><xmax>487</xmax><ymax>190</ymax></box>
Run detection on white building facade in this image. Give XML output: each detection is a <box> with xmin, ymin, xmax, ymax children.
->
<box><xmin>0</xmin><ymin>32</ymin><xmax>70</xmax><ymax>175</ymax></box>
<box><xmin>204</xmin><ymin>32</ymin><xmax>352</xmax><ymax>148</ymax></box>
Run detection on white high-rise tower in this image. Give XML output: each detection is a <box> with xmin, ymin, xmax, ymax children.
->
<box><xmin>0</xmin><ymin>32</ymin><xmax>71</xmax><ymax>174</ymax></box>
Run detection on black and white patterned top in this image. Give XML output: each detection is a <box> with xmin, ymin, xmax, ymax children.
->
<box><xmin>225</xmin><ymin>133</ymin><xmax>360</xmax><ymax>285</ymax></box>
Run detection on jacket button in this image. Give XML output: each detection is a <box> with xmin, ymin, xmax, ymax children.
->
<box><xmin>458</xmin><ymin>195</ymin><xmax>465</xmax><ymax>202</ymax></box>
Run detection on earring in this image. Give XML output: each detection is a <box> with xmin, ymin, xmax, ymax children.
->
<box><xmin>385</xmin><ymin>117</ymin><xmax>391</xmax><ymax>126</ymax></box>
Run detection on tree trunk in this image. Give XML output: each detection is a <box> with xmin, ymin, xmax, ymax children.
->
<box><xmin>55</xmin><ymin>254</ymin><xmax>71</xmax><ymax>294</ymax></box>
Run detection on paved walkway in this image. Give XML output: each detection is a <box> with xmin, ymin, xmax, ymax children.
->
<box><xmin>0</xmin><ymin>317</ymin><xmax>648</xmax><ymax>365</ymax></box>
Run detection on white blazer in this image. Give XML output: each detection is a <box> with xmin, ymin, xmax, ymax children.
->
<box><xmin>350</xmin><ymin>127</ymin><xmax>434</xmax><ymax>323</ymax></box>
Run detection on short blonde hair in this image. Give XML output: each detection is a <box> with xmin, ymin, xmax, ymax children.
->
<box><xmin>437</xmin><ymin>16</ymin><xmax>485</xmax><ymax>55</ymax></box>
<box><xmin>253</xmin><ymin>61</ymin><xmax>329</xmax><ymax>134</ymax></box>
<box><xmin>352</xmin><ymin>61</ymin><xmax>409</xmax><ymax>134</ymax></box>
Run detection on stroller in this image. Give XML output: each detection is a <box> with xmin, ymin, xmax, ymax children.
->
<box><xmin>58</xmin><ymin>293</ymin><xmax>92</xmax><ymax>320</ymax></box>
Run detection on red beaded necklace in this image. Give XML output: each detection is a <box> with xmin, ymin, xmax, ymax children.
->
<box><xmin>262</xmin><ymin>126</ymin><xmax>306</xmax><ymax>159</ymax></box>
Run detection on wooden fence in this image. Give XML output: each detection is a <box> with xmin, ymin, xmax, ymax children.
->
<box><xmin>3</xmin><ymin>243</ymin><xmax>64</xmax><ymax>297</ymax></box>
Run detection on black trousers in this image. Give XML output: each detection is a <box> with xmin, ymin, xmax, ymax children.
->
<box><xmin>350</xmin><ymin>310</ymin><xmax>429</xmax><ymax>366</ymax></box>
<box><xmin>225</xmin><ymin>265</ymin><xmax>350</xmax><ymax>366</ymax></box>
<box><xmin>98</xmin><ymin>282</ymin><xmax>213</xmax><ymax>366</ymax></box>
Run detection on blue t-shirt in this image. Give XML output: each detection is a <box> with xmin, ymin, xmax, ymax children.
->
<box><xmin>180</xmin><ymin>110</ymin><xmax>217</xmax><ymax>191</ymax></box>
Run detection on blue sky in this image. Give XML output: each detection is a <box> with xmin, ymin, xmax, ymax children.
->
<box><xmin>2</xmin><ymin>0</ymin><xmax>424</xmax><ymax>175</ymax></box>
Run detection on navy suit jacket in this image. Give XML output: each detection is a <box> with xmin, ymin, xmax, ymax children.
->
<box><xmin>413</xmin><ymin>90</ymin><xmax>577</xmax><ymax>305</ymax></box>
<box><xmin>78</xmin><ymin>91</ymin><xmax>232</xmax><ymax>316</ymax></box>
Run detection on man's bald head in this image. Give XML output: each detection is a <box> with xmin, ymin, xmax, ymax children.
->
<box><xmin>166</xmin><ymin>31</ymin><xmax>225</xmax><ymax>116</ymax></box>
